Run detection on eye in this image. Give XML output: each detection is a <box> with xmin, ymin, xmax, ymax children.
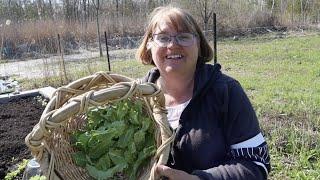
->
<box><xmin>177</xmin><ymin>33</ymin><xmax>193</xmax><ymax>41</ymax></box>
<box><xmin>155</xmin><ymin>34</ymin><xmax>170</xmax><ymax>42</ymax></box>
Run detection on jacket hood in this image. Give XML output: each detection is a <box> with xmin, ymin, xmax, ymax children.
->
<box><xmin>192</xmin><ymin>63</ymin><xmax>222</xmax><ymax>98</ymax></box>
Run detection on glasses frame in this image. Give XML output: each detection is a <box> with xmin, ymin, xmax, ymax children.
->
<box><xmin>151</xmin><ymin>32</ymin><xmax>196</xmax><ymax>47</ymax></box>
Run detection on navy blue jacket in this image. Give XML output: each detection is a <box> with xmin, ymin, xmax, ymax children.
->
<box><xmin>142</xmin><ymin>63</ymin><xmax>271</xmax><ymax>180</ymax></box>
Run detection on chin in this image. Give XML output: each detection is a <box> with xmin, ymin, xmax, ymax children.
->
<box><xmin>164</xmin><ymin>66</ymin><xmax>182</xmax><ymax>73</ymax></box>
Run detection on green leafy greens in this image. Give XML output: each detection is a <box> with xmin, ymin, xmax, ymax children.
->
<box><xmin>70</xmin><ymin>99</ymin><xmax>156</xmax><ymax>180</ymax></box>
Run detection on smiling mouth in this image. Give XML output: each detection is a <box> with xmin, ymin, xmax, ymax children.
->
<box><xmin>166</xmin><ymin>55</ymin><xmax>183</xmax><ymax>59</ymax></box>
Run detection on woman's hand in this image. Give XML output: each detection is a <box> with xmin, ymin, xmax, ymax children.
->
<box><xmin>157</xmin><ymin>165</ymin><xmax>201</xmax><ymax>180</ymax></box>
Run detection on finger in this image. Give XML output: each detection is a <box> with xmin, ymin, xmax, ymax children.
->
<box><xmin>157</xmin><ymin>165</ymin><xmax>174</xmax><ymax>178</ymax></box>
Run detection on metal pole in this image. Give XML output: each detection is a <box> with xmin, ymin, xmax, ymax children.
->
<box><xmin>213</xmin><ymin>13</ymin><xmax>217</xmax><ymax>64</ymax></box>
<box><xmin>104</xmin><ymin>31</ymin><xmax>111</xmax><ymax>71</ymax></box>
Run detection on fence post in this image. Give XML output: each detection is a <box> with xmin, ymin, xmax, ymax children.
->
<box><xmin>57</xmin><ymin>34</ymin><xmax>68</xmax><ymax>83</ymax></box>
<box><xmin>213</xmin><ymin>13</ymin><xmax>217</xmax><ymax>64</ymax></box>
<box><xmin>104</xmin><ymin>31</ymin><xmax>111</xmax><ymax>71</ymax></box>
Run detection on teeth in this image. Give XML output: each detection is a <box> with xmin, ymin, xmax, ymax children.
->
<box><xmin>166</xmin><ymin>55</ymin><xmax>182</xmax><ymax>59</ymax></box>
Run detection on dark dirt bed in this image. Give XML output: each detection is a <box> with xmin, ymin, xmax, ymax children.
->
<box><xmin>0</xmin><ymin>96</ymin><xmax>45</xmax><ymax>179</ymax></box>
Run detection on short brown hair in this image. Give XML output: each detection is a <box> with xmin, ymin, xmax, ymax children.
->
<box><xmin>136</xmin><ymin>5</ymin><xmax>213</xmax><ymax>65</ymax></box>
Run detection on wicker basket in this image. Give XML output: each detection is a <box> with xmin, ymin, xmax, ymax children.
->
<box><xmin>25</xmin><ymin>72</ymin><xmax>175</xmax><ymax>180</ymax></box>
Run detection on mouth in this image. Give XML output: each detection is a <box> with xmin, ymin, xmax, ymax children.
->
<box><xmin>165</xmin><ymin>54</ymin><xmax>183</xmax><ymax>60</ymax></box>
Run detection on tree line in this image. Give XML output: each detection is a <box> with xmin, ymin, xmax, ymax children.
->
<box><xmin>0</xmin><ymin>0</ymin><xmax>319</xmax><ymax>59</ymax></box>
<box><xmin>1</xmin><ymin>0</ymin><xmax>319</xmax><ymax>33</ymax></box>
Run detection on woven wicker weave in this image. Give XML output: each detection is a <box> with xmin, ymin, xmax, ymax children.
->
<box><xmin>25</xmin><ymin>72</ymin><xmax>175</xmax><ymax>180</ymax></box>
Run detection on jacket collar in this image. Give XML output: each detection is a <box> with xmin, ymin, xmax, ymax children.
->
<box><xmin>192</xmin><ymin>63</ymin><xmax>222</xmax><ymax>98</ymax></box>
<box><xmin>144</xmin><ymin>63</ymin><xmax>222</xmax><ymax>98</ymax></box>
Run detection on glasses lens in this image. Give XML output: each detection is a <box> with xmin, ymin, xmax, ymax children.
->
<box><xmin>176</xmin><ymin>33</ymin><xmax>194</xmax><ymax>46</ymax></box>
<box><xmin>153</xmin><ymin>34</ymin><xmax>170</xmax><ymax>47</ymax></box>
<box><xmin>152</xmin><ymin>33</ymin><xmax>195</xmax><ymax>47</ymax></box>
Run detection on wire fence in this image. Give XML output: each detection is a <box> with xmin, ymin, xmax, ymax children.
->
<box><xmin>2</xmin><ymin>24</ymin><xmax>319</xmax><ymax>60</ymax></box>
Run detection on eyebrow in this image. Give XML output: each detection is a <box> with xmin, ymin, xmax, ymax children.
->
<box><xmin>153</xmin><ymin>30</ymin><xmax>189</xmax><ymax>35</ymax></box>
<box><xmin>154</xmin><ymin>24</ymin><xmax>187</xmax><ymax>34</ymax></box>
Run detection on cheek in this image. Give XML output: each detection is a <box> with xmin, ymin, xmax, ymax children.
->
<box><xmin>151</xmin><ymin>48</ymin><xmax>162</xmax><ymax>60</ymax></box>
<box><xmin>150</xmin><ymin>49</ymin><xmax>156</xmax><ymax>61</ymax></box>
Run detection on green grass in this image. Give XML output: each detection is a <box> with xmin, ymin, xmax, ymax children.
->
<box><xmin>220</xmin><ymin>35</ymin><xmax>320</xmax><ymax>117</ymax></box>
<box><xmin>219</xmin><ymin>34</ymin><xmax>320</xmax><ymax>179</ymax></box>
<box><xmin>16</xmin><ymin>34</ymin><xmax>320</xmax><ymax>179</ymax></box>
<box><xmin>0</xmin><ymin>59</ymin><xmax>12</xmax><ymax>64</ymax></box>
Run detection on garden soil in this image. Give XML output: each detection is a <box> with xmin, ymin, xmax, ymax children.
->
<box><xmin>0</xmin><ymin>96</ymin><xmax>45</xmax><ymax>179</ymax></box>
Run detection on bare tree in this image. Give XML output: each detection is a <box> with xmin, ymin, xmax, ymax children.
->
<box><xmin>48</xmin><ymin>0</ymin><xmax>55</xmax><ymax>20</ymax></box>
<box><xmin>93</xmin><ymin>0</ymin><xmax>103</xmax><ymax>57</ymax></box>
<box><xmin>36</xmin><ymin>0</ymin><xmax>44</xmax><ymax>20</ymax></box>
<box><xmin>292</xmin><ymin>0</ymin><xmax>295</xmax><ymax>25</ymax></box>
<box><xmin>301</xmin><ymin>0</ymin><xmax>310</xmax><ymax>24</ymax></box>
<box><xmin>64</xmin><ymin>0</ymin><xmax>72</xmax><ymax>22</ymax></box>
<box><xmin>115</xmin><ymin>0</ymin><xmax>119</xmax><ymax>19</ymax></box>
<box><xmin>82</xmin><ymin>0</ymin><xmax>88</xmax><ymax>28</ymax></box>
<box><xmin>196</xmin><ymin>0</ymin><xmax>214</xmax><ymax>32</ymax></box>
<box><xmin>270</xmin><ymin>0</ymin><xmax>275</xmax><ymax>14</ymax></box>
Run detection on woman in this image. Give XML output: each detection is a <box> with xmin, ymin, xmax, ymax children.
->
<box><xmin>136</xmin><ymin>5</ymin><xmax>270</xmax><ymax>180</ymax></box>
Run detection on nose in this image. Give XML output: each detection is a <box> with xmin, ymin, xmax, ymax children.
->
<box><xmin>167</xmin><ymin>36</ymin><xmax>179</xmax><ymax>48</ymax></box>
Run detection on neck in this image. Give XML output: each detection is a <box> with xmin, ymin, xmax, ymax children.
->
<box><xmin>157</xmin><ymin>73</ymin><xmax>194</xmax><ymax>107</ymax></box>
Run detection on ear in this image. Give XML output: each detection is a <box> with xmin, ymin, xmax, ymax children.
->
<box><xmin>147</xmin><ymin>42</ymin><xmax>153</xmax><ymax>50</ymax></box>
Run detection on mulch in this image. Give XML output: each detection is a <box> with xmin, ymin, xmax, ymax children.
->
<box><xmin>0</xmin><ymin>96</ymin><xmax>45</xmax><ymax>179</ymax></box>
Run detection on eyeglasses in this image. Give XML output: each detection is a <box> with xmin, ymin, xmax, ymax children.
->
<box><xmin>152</xmin><ymin>33</ymin><xmax>195</xmax><ymax>47</ymax></box>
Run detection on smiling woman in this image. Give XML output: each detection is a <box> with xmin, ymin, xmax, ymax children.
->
<box><xmin>136</xmin><ymin>5</ymin><xmax>271</xmax><ymax>180</ymax></box>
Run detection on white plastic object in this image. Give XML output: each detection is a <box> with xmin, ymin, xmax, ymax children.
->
<box><xmin>22</xmin><ymin>158</ymin><xmax>42</xmax><ymax>180</ymax></box>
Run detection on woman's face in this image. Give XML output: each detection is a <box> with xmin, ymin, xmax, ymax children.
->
<box><xmin>150</xmin><ymin>20</ymin><xmax>199</xmax><ymax>77</ymax></box>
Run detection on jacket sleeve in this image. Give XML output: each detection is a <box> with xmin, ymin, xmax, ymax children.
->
<box><xmin>192</xmin><ymin>80</ymin><xmax>271</xmax><ymax>180</ymax></box>
<box><xmin>139</xmin><ymin>67</ymin><xmax>160</xmax><ymax>83</ymax></box>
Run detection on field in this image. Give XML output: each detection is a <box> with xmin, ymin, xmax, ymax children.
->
<box><xmin>218</xmin><ymin>34</ymin><xmax>320</xmax><ymax>179</ymax></box>
<box><xmin>1</xmin><ymin>33</ymin><xmax>320</xmax><ymax>179</ymax></box>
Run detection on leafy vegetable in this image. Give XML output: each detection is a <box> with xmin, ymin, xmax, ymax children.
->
<box><xmin>30</xmin><ymin>175</ymin><xmax>46</xmax><ymax>180</ymax></box>
<box><xmin>70</xmin><ymin>99</ymin><xmax>156</xmax><ymax>180</ymax></box>
<box><xmin>4</xmin><ymin>159</ymin><xmax>29</xmax><ymax>180</ymax></box>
